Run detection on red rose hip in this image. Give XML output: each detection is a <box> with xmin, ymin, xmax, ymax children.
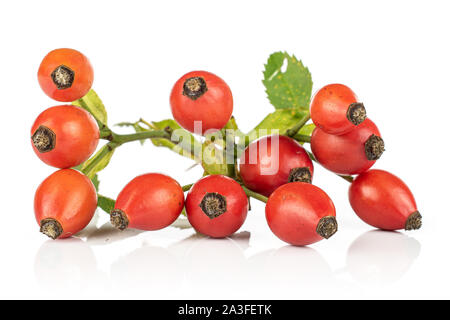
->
<box><xmin>349</xmin><ymin>169</ymin><xmax>422</xmax><ymax>231</ymax></box>
<box><xmin>38</xmin><ymin>48</ymin><xmax>94</xmax><ymax>102</ymax></box>
<box><xmin>310</xmin><ymin>83</ymin><xmax>366</xmax><ymax>135</ymax></box>
<box><xmin>239</xmin><ymin>135</ymin><xmax>314</xmax><ymax>197</ymax></box>
<box><xmin>311</xmin><ymin>118</ymin><xmax>384</xmax><ymax>175</ymax></box>
<box><xmin>34</xmin><ymin>169</ymin><xmax>97</xmax><ymax>239</ymax></box>
<box><xmin>111</xmin><ymin>173</ymin><xmax>185</xmax><ymax>231</ymax></box>
<box><xmin>31</xmin><ymin>105</ymin><xmax>99</xmax><ymax>169</ymax></box>
<box><xmin>265</xmin><ymin>182</ymin><xmax>338</xmax><ymax>246</ymax></box>
<box><xmin>185</xmin><ymin>175</ymin><xmax>248</xmax><ymax>238</ymax></box>
<box><xmin>170</xmin><ymin>71</ymin><xmax>233</xmax><ymax>134</ymax></box>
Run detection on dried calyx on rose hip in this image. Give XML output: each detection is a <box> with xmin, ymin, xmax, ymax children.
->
<box><xmin>38</xmin><ymin>48</ymin><xmax>94</xmax><ymax>102</ymax></box>
<box><xmin>310</xmin><ymin>83</ymin><xmax>367</xmax><ymax>135</ymax></box>
<box><xmin>170</xmin><ymin>71</ymin><xmax>233</xmax><ymax>134</ymax></box>
<box><xmin>30</xmin><ymin>105</ymin><xmax>99</xmax><ymax>168</ymax></box>
<box><xmin>311</xmin><ymin>118</ymin><xmax>384</xmax><ymax>175</ymax></box>
<box><xmin>185</xmin><ymin>175</ymin><xmax>248</xmax><ymax>238</ymax></box>
<box><xmin>239</xmin><ymin>135</ymin><xmax>314</xmax><ymax>197</ymax></box>
<box><xmin>265</xmin><ymin>182</ymin><xmax>338</xmax><ymax>246</ymax></box>
<box><xmin>34</xmin><ymin>169</ymin><xmax>97</xmax><ymax>240</ymax></box>
<box><xmin>349</xmin><ymin>169</ymin><xmax>422</xmax><ymax>231</ymax></box>
<box><xmin>110</xmin><ymin>173</ymin><xmax>185</xmax><ymax>231</ymax></box>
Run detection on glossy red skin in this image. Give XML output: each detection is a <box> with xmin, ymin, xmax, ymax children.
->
<box><xmin>38</xmin><ymin>48</ymin><xmax>94</xmax><ymax>102</ymax></box>
<box><xmin>239</xmin><ymin>135</ymin><xmax>314</xmax><ymax>197</ymax></box>
<box><xmin>186</xmin><ymin>175</ymin><xmax>248</xmax><ymax>238</ymax></box>
<box><xmin>31</xmin><ymin>105</ymin><xmax>99</xmax><ymax>168</ymax></box>
<box><xmin>349</xmin><ymin>169</ymin><xmax>418</xmax><ymax>230</ymax></box>
<box><xmin>170</xmin><ymin>71</ymin><xmax>233</xmax><ymax>134</ymax></box>
<box><xmin>311</xmin><ymin>118</ymin><xmax>381</xmax><ymax>175</ymax></box>
<box><xmin>34</xmin><ymin>169</ymin><xmax>97</xmax><ymax>239</ymax></box>
<box><xmin>266</xmin><ymin>182</ymin><xmax>336</xmax><ymax>246</ymax></box>
<box><xmin>310</xmin><ymin>83</ymin><xmax>360</xmax><ymax>135</ymax></box>
<box><xmin>114</xmin><ymin>173</ymin><xmax>184</xmax><ymax>231</ymax></box>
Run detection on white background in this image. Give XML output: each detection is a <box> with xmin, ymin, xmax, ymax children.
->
<box><xmin>1</xmin><ymin>0</ymin><xmax>449</xmax><ymax>299</ymax></box>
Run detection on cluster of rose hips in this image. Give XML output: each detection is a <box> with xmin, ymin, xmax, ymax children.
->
<box><xmin>309</xmin><ymin>85</ymin><xmax>421</xmax><ymax>233</ymax></box>
<box><xmin>31</xmin><ymin>48</ymin><xmax>421</xmax><ymax>245</ymax></box>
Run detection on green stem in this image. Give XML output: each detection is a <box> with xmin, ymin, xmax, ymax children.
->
<box><xmin>139</xmin><ymin>118</ymin><xmax>153</xmax><ymax>128</ymax></box>
<box><xmin>100</xmin><ymin>127</ymin><xmax>113</xmax><ymax>140</ymax></box>
<box><xmin>82</xmin><ymin>142</ymin><xmax>119</xmax><ymax>177</ymax></box>
<box><xmin>83</xmin><ymin>129</ymin><xmax>173</xmax><ymax>178</ymax></box>
<box><xmin>139</xmin><ymin>118</ymin><xmax>200</xmax><ymax>161</ymax></box>
<box><xmin>182</xmin><ymin>184</ymin><xmax>193</xmax><ymax>192</ymax></box>
<box><xmin>286</xmin><ymin>114</ymin><xmax>311</xmax><ymax>137</ymax></box>
<box><xmin>293</xmin><ymin>134</ymin><xmax>311</xmax><ymax>143</ymax></box>
<box><xmin>111</xmin><ymin>130</ymin><xmax>171</xmax><ymax>144</ymax></box>
<box><xmin>338</xmin><ymin>174</ymin><xmax>354</xmax><ymax>183</ymax></box>
<box><xmin>241</xmin><ymin>185</ymin><xmax>268</xmax><ymax>203</ymax></box>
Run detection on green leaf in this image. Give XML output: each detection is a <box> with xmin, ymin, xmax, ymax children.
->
<box><xmin>297</xmin><ymin>123</ymin><xmax>315</xmax><ymax>137</ymax></box>
<box><xmin>91</xmin><ymin>174</ymin><xmax>100</xmax><ymax>191</ymax></box>
<box><xmin>150</xmin><ymin>119</ymin><xmax>202</xmax><ymax>161</ymax></box>
<box><xmin>150</xmin><ymin>119</ymin><xmax>182</xmax><ymax>131</ymax></box>
<box><xmin>73</xmin><ymin>89</ymin><xmax>108</xmax><ymax>127</ymax></box>
<box><xmin>201</xmin><ymin>140</ymin><xmax>234</xmax><ymax>177</ymax></box>
<box><xmin>247</xmin><ymin>108</ymin><xmax>309</xmax><ymax>143</ymax></box>
<box><xmin>98</xmin><ymin>195</ymin><xmax>115</xmax><ymax>214</ymax></box>
<box><xmin>263</xmin><ymin>52</ymin><xmax>312</xmax><ymax>110</ymax></box>
<box><xmin>81</xmin><ymin>144</ymin><xmax>115</xmax><ymax>179</ymax></box>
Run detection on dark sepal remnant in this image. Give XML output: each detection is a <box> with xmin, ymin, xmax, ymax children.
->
<box><xmin>347</xmin><ymin>102</ymin><xmax>367</xmax><ymax>126</ymax></box>
<box><xmin>183</xmin><ymin>77</ymin><xmax>208</xmax><ymax>100</ymax></box>
<box><xmin>288</xmin><ymin>167</ymin><xmax>312</xmax><ymax>184</ymax></box>
<box><xmin>40</xmin><ymin>218</ymin><xmax>63</xmax><ymax>240</ymax></box>
<box><xmin>51</xmin><ymin>65</ymin><xmax>75</xmax><ymax>89</ymax></box>
<box><xmin>405</xmin><ymin>211</ymin><xmax>422</xmax><ymax>231</ymax></box>
<box><xmin>32</xmin><ymin>125</ymin><xmax>56</xmax><ymax>153</ymax></box>
<box><xmin>110</xmin><ymin>209</ymin><xmax>129</xmax><ymax>230</ymax></box>
<box><xmin>199</xmin><ymin>192</ymin><xmax>227</xmax><ymax>219</ymax></box>
<box><xmin>316</xmin><ymin>216</ymin><xmax>338</xmax><ymax>239</ymax></box>
<box><xmin>364</xmin><ymin>134</ymin><xmax>385</xmax><ymax>160</ymax></box>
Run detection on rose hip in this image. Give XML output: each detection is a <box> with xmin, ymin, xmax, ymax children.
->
<box><xmin>265</xmin><ymin>182</ymin><xmax>338</xmax><ymax>246</ymax></box>
<box><xmin>349</xmin><ymin>169</ymin><xmax>422</xmax><ymax>231</ymax></box>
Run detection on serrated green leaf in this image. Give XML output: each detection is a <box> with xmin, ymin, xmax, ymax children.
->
<box><xmin>247</xmin><ymin>108</ymin><xmax>309</xmax><ymax>143</ymax></box>
<box><xmin>263</xmin><ymin>52</ymin><xmax>312</xmax><ymax>110</ymax></box>
<box><xmin>98</xmin><ymin>195</ymin><xmax>115</xmax><ymax>214</ymax></box>
<box><xmin>81</xmin><ymin>144</ymin><xmax>115</xmax><ymax>179</ymax></box>
<box><xmin>73</xmin><ymin>89</ymin><xmax>108</xmax><ymax>127</ymax></box>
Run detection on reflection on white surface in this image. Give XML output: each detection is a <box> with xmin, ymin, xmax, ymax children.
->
<box><xmin>181</xmin><ymin>233</ymin><xmax>250</xmax><ymax>293</ymax></box>
<box><xmin>34</xmin><ymin>238</ymin><xmax>108</xmax><ymax>293</ymax></box>
<box><xmin>255</xmin><ymin>246</ymin><xmax>334</xmax><ymax>286</ymax></box>
<box><xmin>345</xmin><ymin>230</ymin><xmax>421</xmax><ymax>286</ymax></box>
<box><xmin>80</xmin><ymin>221</ymin><xmax>144</xmax><ymax>246</ymax></box>
<box><xmin>33</xmin><ymin>224</ymin><xmax>422</xmax><ymax>298</ymax></box>
<box><xmin>110</xmin><ymin>245</ymin><xmax>183</xmax><ymax>294</ymax></box>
